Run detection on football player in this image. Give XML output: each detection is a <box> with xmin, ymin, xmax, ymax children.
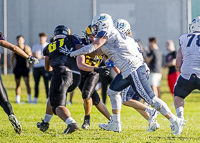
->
<box><xmin>173</xmin><ymin>16</ymin><xmax>200</xmax><ymax>128</ymax></box>
<box><xmin>0</xmin><ymin>32</ymin><xmax>38</xmax><ymax>134</ymax></box>
<box><xmin>107</xmin><ymin>18</ymin><xmax>159</xmax><ymax>132</ymax></box>
<box><xmin>70</xmin><ymin>13</ymin><xmax>185</xmax><ymax>135</ymax></box>
<box><xmin>76</xmin><ymin>25</ymin><xmax>111</xmax><ymax>129</ymax></box>
<box><xmin>38</xmin><ymin>25</ymin><xmax>81</xmax><ymax>134</ymax></box>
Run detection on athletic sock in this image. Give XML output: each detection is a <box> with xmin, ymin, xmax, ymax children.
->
<box><xmin>27</xmin><ymin>94</ymin><xmax>32</xmax><ymax>103</ymax></box>
<box><xmin>176</xmin><ymin>107</ymin><xmax>184</xmax><ymax>119</ymax></box>
<box><xmin>34</xmin><ymin>97</ymin><xmax>38</xmax><ymax>103</ymax></box>
<box><xmin>84</xmin><ymin>115</ymin><xmax>90</xmax><ymax>120</ymax></box>
<box><xmin>65</xmin><ymin>117</ymin><xmax>76</xmax><ymax>125</ymax></box>
<box><xmin>169</xmin><ymin>114</ymin><xmax>177</xmax><ymax>123</ymax></box>
<box><xmin>112</xmin><ymin>114</ymin><xmax>120</xmax><ymax>122</ymax></box>
<box><xmin>16</xmin><ymin>95</ymin><xmax>20</xmax><ymax>103</ymax></box>
<box><xmin>145</xmin><ymin>106</ymin><xmax>154</xmax><ymax>114</ymax></box>
<box><xmin>43</xmin><ymin>114</ymin><xmax>52</xmax><ymax>123</ymax></box>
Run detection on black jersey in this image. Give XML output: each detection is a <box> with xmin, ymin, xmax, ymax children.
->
<box><xmin>43</xmin><ymin>35</ymin><xmax>80</xmax><ymax>73</ymax></box>
<box><xmin>75</xmin><ymin>38</ymin><xmax>102</xmax><ymax>76</ymax></box>
<box><xmin>14</xmin><ymin>48</ymin><xmax>27</xmax><ymax>68</ymax></box>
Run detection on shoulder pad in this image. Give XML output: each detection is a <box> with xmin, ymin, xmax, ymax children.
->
<box><xmin>97</xmin><ymin>31</ymin><xmax>108</xmax><ymax>38</ymax></box>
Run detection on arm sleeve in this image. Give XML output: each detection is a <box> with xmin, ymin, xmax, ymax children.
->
<box><xmin>70</xmin><ymin>43</ymin><xmax>96</xmax><ymax>57</ymax></box>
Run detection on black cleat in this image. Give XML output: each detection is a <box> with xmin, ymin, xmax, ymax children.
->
<box><xmin>9</xmin><ymin>114</ymin><xmax>22</xmax><ymax>134</ymax></box>
<box><xmin>63</xmin><ymin>123</ymin><xmax>79</xmax><ymax>134</ymax></box>
<box><xmin>81</xmin><ymin>115</ymin><xmax>90</xmax><ymax>130</ymax></box>
<box><xmin>37</xmin><ymin>119</ymin><xmax>49</xmax><ymax>132</ymax></box>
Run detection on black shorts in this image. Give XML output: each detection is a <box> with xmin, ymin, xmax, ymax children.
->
<box><xmin>13</xmin><ymin>67</ymin><xmax>29</xmax><ymax>79</ymax></box>
<box><xmin>79</xmin><ymin>72</ymin><xmax>100</xmax><ymax>104</ymax></box>
<box><xmin>49</xmin><ymin>71</ymin><xmax>81</xmax><ymax>108</ymax></box>
<box><xmin>174</xmin><ymin>74</ymin><xmax>200</xmax><ymax>99</ymax></box>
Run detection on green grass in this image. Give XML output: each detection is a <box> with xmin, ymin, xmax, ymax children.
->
<box><xmin>1</xmin><ymin>72</ymin><xmax>200</xmax><ymax>143</ymax></box>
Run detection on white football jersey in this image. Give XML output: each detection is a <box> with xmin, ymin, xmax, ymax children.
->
<box><xmin>97</xmin><ymin>26</ymin><xmax>144</xmax><ymax>78</ymax></box>
<box><xmin>179</xmin><ymin>32</ymin><xmax>200</xmax><ymax>79</ymax></box>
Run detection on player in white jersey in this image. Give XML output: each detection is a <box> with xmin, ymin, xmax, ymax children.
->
<box><xmin>70</xmin><ymin>13</ymin><xmax>185</xmax><ymax>135</ymax></box>
<box><xmin>113</xmin><ymin>18</ymin><xmax>160</xmax><ymax>132</ymax></box>
<box><xmin>174</xmin><ymin>16</ymin><xmax>200</xmax><ymax>126</ymax></box>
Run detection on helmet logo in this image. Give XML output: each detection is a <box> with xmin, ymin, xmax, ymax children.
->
<box><xmin>119</xmin><ymin>23</ymin><xmax>126</xmax><ymax>29</ymax></box>
<box><xmin>98</xmin><ymin>16</ymin><xmax>107</xmax><ymax>21</ymax></box>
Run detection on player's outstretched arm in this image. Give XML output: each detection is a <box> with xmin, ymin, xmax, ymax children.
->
<box><xmin>0</xmin><ymin>32</ymin><xmax>39</xmax><ymax>64</ymax></box>
<box><xmin>70</xmin><ymin>36</ymin><xmax>107</xmax><ymax>57</ymax></box>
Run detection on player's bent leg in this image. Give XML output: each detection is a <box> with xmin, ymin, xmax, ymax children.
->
<box><xmin>95</xmin><ymin>101</ymin><xmax>111</xmax><ymax>120</ymax></box>
<box><xmin>122</xmin><ymin>100</ymin><xmax>159</xmax><ymax>132</ymax></box>
<box><xmin>37</xmin><ymin>98</ymin><xmax>53</xmax><ymax>132</ymax></box>
<box><xmin>99</xmin><ymin>88</ymin><xmax>122</xmax><ymax>132</ymax></box>
<box><xmin>56</xmin><ymin>106</ymin><xmax>79</xmax><ymax>134</ymax></box>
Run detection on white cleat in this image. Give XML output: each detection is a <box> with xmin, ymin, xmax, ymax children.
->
<box><xmin>147</xmin><ymin>120</ymin><xmax>160</xmax><ymax>132</ymax></box>
<box><xmin>99</xmin><ymin>119</ymin><xmax>121</xmax><ymax>132</ymax></box>
<box><xmin>148</xmin><ymin>109</ymin><xmax>159</xmax><ymax>127</ymax></box>
<box><xmin>171</xmin><ymin>117</ymin><xmax>186</xmax><ymax>135</ymax></box>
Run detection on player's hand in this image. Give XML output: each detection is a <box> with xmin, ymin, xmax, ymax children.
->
<box><xmin>0</xmin><ymin>32</ymin><xmax>5</xmax><ymax>40</ymax></box>
<box><xmin>105</xmin><ymin>59</ymin><xmax>115</xmax><ymax>68</ymax></box>
<box><xmin>94</xmin><ymin>66</ymin><xmax>110</xmax><ymax>76</ymax></box>
<box><xmin>27</xmin><ymin>56</ymin><xmax>39</xmax><ymax>64</ymax></box>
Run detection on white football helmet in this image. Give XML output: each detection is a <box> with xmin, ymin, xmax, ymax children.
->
<box><xmin>91</xmin><ymin>13</ymin><xmax>113</xmax><ymax>35</ymax></box>
<box><xmin>189</xmin><ymin>16</ymin><xmax>200</xmax><ymax>33</ymax></box>
<box><xmin>113</xmin><ymin>18</ymin><xmax>131</xmax><ymax>36</ymax></box>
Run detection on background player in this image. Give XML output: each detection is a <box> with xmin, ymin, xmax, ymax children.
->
<box><xmin>10</xmin><ymin>35</ymin><xmax>32</xmax><ymax>103</ymax></box>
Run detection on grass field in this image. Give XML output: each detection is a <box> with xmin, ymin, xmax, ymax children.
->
<box><xmin>1</xmin><ymin>71</ymin><xmax>200</xmax><ymax>143</ymax></box>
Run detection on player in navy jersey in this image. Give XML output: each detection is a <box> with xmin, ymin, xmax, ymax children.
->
<box><xmin>0</xmin><ymin>32</ymin><xmax>38</xmax><ymax>134</ymax></box>
<box><xmin>37</xmin><ymin>25</ymin><xmax>81</xmax><ymax>134</ymax></box>
<box><xmin>76</xmin><ymin>25</ymin><xmax>111</xmax><ymax>129</ymax></box>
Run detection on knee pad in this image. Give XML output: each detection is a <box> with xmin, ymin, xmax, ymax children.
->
<box><xmin>82</xmin><ymin>91</ymin><xmax>91</xmax><ymax>100</ymax></box>
<box><xmin>107</xmin><ymin>88</ymin><xmax>122</xmax><ymax>110</ymax></box>
<box><xmin>151</xmin><ymin>96</ymin><xmax>171</xmax><ymax>116</ymax></box>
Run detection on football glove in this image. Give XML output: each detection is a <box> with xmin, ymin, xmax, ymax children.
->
<box><xmin>27</xmin><ymin>56</ymin><xmax>39</xmax><ymax>64</ymax></box>
<box><xmin>105</xmin><ymin>59</ymin><xmax>115</xmax><ymax>68</ymax></box>
<box><xmin>94</xmin><ymin>66</ymin><xmax>110</xmax><ymax>76</ymax></box>
<box><xmin>0</xmin><ymin>32</ymin><xmax>5</xmax><ymax>40</ymax></box>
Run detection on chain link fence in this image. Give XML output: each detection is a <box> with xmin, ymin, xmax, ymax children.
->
<box><xmin>0</xmin><ymin>0</ymin><xmax>199</xmax><ymax>74</ymax></box>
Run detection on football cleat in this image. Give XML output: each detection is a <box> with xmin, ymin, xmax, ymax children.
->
<box><xmin>171</xmin><ymin>117</ymin><xmax>186</xmax><ymax>135</ymax></box>
<box><xmin>99</xmin><ymin>119</ymin><xmax>121</xmax><ymax>132</ymax></box>
<box><xmin>37</xmin><ymin>119</ymin><xmax>49</xmax><ymax>132</ymax></box>
<box><xmin>147</xmin><ymin>120</ymin><xmax>160</xmax><ymax>132</ymax></box>
<box><xmin>9</xmin><ymin>114</ymin><xmax>22</xmax><ymax>134</ymax></box>
<box><xmin>63</xmin><ymin>123</ymin><xmax>79</xmax><ymax>134</ymax></box>
<box><xmin>148</xmin><ymin>109</ymin><xmax>159</xmax><ymax>127</ymax></box>
<box><xmin>82</xmin><ymin>116</ymin><xmax>90</xmax><ymax>130</ymax></box>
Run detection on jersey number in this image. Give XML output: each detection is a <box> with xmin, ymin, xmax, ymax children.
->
<box><xmin>187</xmin><ymin>34</ymin><xmax>200</xmax><ymax>47</ymax></box>
<box><xmin>48</xmin><ymin>39</ymin><xmax>64</xmax><ymax>52</ymax></box>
